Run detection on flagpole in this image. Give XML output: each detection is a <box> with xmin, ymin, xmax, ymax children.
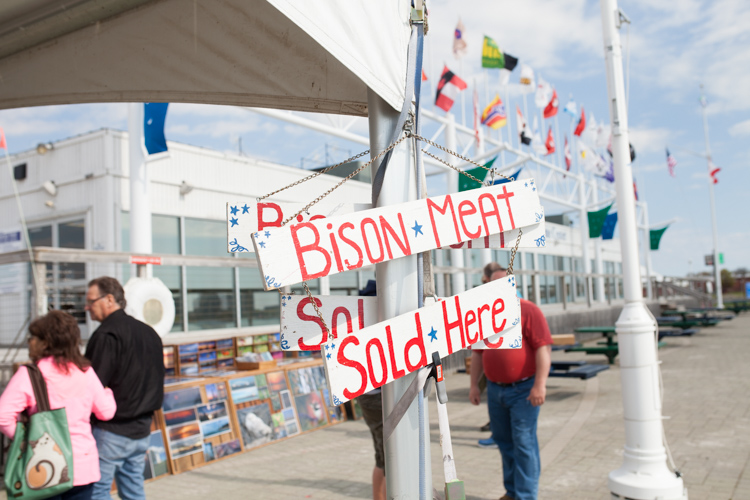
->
<box><xmin>700</xmin><ymin>84</ymin><xmax>723</xmax><ymax>308</ymax></box>
<box><xmin>505</xmin><ymin>85</ymin><xmax>514</xmax><ymax>152</ymax></box>
<box><xmin>459</xmin><ymin>58</ymin><xmax>466</xmax><ymax>127</ymax></box>
<box><xmin>554</xmin><ymin>113</ymin><xmax>563</xmax><ymax>171</ymax></box>
<box><xmin>601</xmin><ymin>1</ymin><xmax>686</xmax><ymax>498</ymax></box>
<box><xmin>522</xmin><ymin>89</ymin><xmax>530</xmax><ymax>154</ymax></box>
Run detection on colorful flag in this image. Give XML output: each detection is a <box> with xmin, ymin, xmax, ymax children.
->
<box><xmin>574</xmin><ymin>107</ymin><xmax>586</xmax><ymax>137</ymax></box>
<box><xmin>516</xmin><ymin>107</ymin><xmax>532</xmax><ymax>145</ymax></box>
<box><xmin>481</xmin><ymin>36</ymin><xmax>518</xmax><ymax>70</ymax></box>
<box><xmin>666</xmin><ymin>148</ymin><xmax>677</xmax><ymax>177</ymax></box>
<box><xmin>709</xmin><ymin>162</ymin><xmax>721</xmax><ymax>184</ymax></box>
<box><xmin>563</xmin><ymin>97</ymin><xmax>577</xmax><ymax>117</ymax></box>
<box><xmin>564</xmin><ymin>136</ymin><xmax>572</xmax><ymax>172</ymax></box>
<box><xmin>602</xmin><ymin>212</ymin><xmax>618</xmax><ymax>240</ymax></box>
<box><xmin>519</xmin><ymin>64</ymin><xmax>534</xmax><ymax>86</ymax></box>
<box><xmin>0</xmin><ymin>127</ymin><xmax>6</xmax><ymax>150</ymax></box>
<box><xmin>481</xmin><ymin>95</ymin><xmax>507</xmax><ymax>129</ymax></box>
<box><xmin>599</xmin><ymin>158</ymin><xmax>615</xmax><ymax>183</ymax></box>
<box><xmin>473</xmin><ymin>87</ymin><xmax>480</xmax><ymax>147</ymax></box>
<box><xmin>650</xmin><ymin>226</ymin><xmax>669</xmax><ymax>250</ymax></box>
<box><xmin>543</xmin><ymin>89</ymin><xmax>558</xmax><ymax>119</ymax></box>
<box><xmin>453</xmin><ymin>19</ymin><xmax>468</xmax><ymax>59</ymax></box>
<box><xmin>588</xmin><ymin>204</ymin><xmax>612</xmax><ymax>238</ymax></box>
<box><xmin>435</xmin><ymin>66</ymin><xmax>467</xmax><ymax>112</ymax></box>
<box><xmin>422</xmin><ymin>69</ymin><xmax>428</xmax><ymax>81</ymax></box>
<box><xmin>633</xmin><ymin>181</ymin><xmax>639</xmax><ymax>201</ymax></box>
<box><xmin>458</xmin><ymin>156</ymin><xmax>497</xmax><ymax>192</ymax></box>
<box><xmin>535</xmin><ymin>78</ymin><xmax>552</xmax><ymax>108</ymax></box>
<box><xmin>545</xmin><ymin>127</ymin><xmax>555</xmax><ymax>155</ymax></box>
<box><xmin>144</xmin><ymin>103</ymin><xmax>169</xmax><ymax>156</ymax></box>
<box><xmin>579</xmin><ymin>140</ymin><xmax>608</xmax><ymax>175</ymax></box>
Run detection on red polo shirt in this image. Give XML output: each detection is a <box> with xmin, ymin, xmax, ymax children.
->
<box><xmin>481</xmin><ymin>299</ymin><xmax>552</xmax><ymax>384</ymax></box>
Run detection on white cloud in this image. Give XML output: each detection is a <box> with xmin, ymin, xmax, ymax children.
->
<box><xmin>628</xmin><ymin>126</ymin><xmax>672</xmax><ymax>154</ymax></box>
<box><xmin>729</xmin><ymin>119</ymin><xmax>750</xmax><ymax>137</ymax></box>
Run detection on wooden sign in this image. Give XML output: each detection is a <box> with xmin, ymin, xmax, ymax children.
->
<box><xmin>280</xmin><ymin>294</ymin><xmax>522</xmax><ymax>351</ymax></box>
<box><xmin>228</xmin><ymin>200</ymin><xmax>546</xmax><ymax>254</ymax></box>
<box><xmin>321</xmin><ymin>276</ymin><xmax>522</xmax><ymax>405</ymax></box>
<box><xmin>227</xmin><ymin>202</ymin><xmax>367</xmax><ymax>253</ymax></box>
<box><xmin>252</xmin><ymin>179</ymin><xmax>543</xmax><ymax>290</ymax></box>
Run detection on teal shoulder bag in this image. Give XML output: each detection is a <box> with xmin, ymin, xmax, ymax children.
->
<box><xmin>4</xmin><ymin>363</ymin><xmax>74</xmax><ymax>499</ymax></box>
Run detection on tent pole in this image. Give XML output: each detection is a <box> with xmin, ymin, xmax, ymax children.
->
<box><xmin>445</xmin><ymin>114</ymin><xmax>467</xmax><ymax>294</ymax></box>
<box><xmin>601</xmin><ymin>1</ymin><xmax>686</xmax><ymax>498</ymax></box>
<box><xmin>367</xmin><ymin>89</ymin><xmax>430</xmax><ymax>499</ymax></box>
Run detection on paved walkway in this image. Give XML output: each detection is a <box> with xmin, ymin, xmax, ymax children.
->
<box><xmin>2</xmin><ymin>312</ymin><xmax>746</xmax><ymax>500</ymax></box>
<box><xmin>136</xmin><ymin>312</ymin><xmax>750</xmax><ymax>499</ymax></box>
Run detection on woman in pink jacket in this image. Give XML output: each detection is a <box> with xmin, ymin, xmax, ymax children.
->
<box><xmin>0</xmin><ymin>311</ymin><xmax>117</xmax><ymax>500</ymax></box>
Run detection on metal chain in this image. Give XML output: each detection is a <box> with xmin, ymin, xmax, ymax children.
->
<box><xmin>302</xmin><ymin>281</ymin><xmax>331</xmax><ymax>340</ymax></box>
<box><xmin>412</xmin><ymin>133</ymin><xmax>514</xmax><ymax>184</ymax></box>
<box><xmin>257</xmin><ymin>149</ymin><xmax>371</xmax><ymax>202</ymax></box>
<box><xmin>281</xmin><ymin>135</ymin><xmax>410</xmax><ymax>226</ymax></box>
<box><xmin>421</xmin><ymin>150</ymin><xmax>487</xmax><ymax>186</ymax></box>
<box><xmin>506</xmin><ymin>228</ymin><xmax>523</xmax><ymax>275</ymax></box>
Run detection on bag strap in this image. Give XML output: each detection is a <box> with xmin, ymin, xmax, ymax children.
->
<box><xmin>24</xmin><ymin>363</ymin><xmax>51</xmax><ymax>412</ymax></box>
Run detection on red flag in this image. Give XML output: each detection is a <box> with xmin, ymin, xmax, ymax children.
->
<box><xmin>0</xmin><ymin>127</ymin><xmax>6</xmax><ymax>150</ymax></box>
<box><xmin>633</xmin><ymin>181</ymin><xmax>639</xmax><ymax>201</ymax></box>
<box><xmin>422</xmin><ymin>69</ymin><xmax>428</xmax><ymax>82</ymax></box>
<box><xmin>543</xmin><ymin>89</ymin><xmax>558</xmax><ymax>119</ymax></box>
<box><xmin>435</xmin><ymin>65</ymin><xmax>467</xmax><ymax>112</ymax></box>
<box><xmin>710</xmin><ymin>165</ymin><xmax>721</xmax><ymax>184</ymax></box>
<box><xmin>564</xmin><ymin>136</ymin><xmax>572</xmax><ymax>171</ymax></box>
<box><xmin>574</xmin><ymin>107</ymin><xmax>586</xmax><ymax>137</ymax></box>
<box><xmin>545</xmin><ymin>127</ymin><xmax>555</xmax><ymax>155</ymax></box>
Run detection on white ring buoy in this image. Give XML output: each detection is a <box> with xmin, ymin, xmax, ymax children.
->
<box><xmin>123</xmin><ymin>277</ymin><xmax>176</xmax><ymax>337</ymax></box>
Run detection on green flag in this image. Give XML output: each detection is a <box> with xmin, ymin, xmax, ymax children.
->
<box><xmin>588</xmin><ymin>204</ymin><xmax>612</xmax><ymax>238</ymax></box>
<box><xmin>650</xmin><ymin>226</ymin><xmax>669</xmax><ymax>250</ymax></box>
<box><xmin>458</xmin><ymin>156</ymin><xmax>497</xmax><ymax>192</ymax></box>
<box><xmin>481</xmin><ymin>37</ymin><xmax>518</xmax><ymax>70</ymax></box>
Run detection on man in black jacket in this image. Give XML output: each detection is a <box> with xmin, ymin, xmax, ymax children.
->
<box><xmin>84</xmin><ymin>276</ymin><xmax>164</xmax><ymax>500</ymax></box>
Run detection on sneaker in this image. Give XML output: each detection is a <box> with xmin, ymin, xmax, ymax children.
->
<box><xmin>498</xmin><ymin>495</ymin><xmax>515</xmax><ymax>500</ymax></box>
<box><xmin>477</xmin><ymin>438</ymin><xmax>498</xmax><ymax>448</ymax></box>
<box><xmin>480</xmin><ymin>421</ymin><xmax>491</xmax><ymax>432</ymax></box>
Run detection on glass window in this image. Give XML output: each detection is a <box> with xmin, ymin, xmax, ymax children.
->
<box><xmin>59</xmin><ymin>220</ymin><xmax>85</xmax><ymax>281</ymax></box>
<box><xmin>185</xmin><ymin>218</ymin><xmax>236</xmax><ymax>330</ymax></box>
<box><xmin>152</xmin><ymin>215</ymin><xmax>183</xmax><ymax>332</ymax></box>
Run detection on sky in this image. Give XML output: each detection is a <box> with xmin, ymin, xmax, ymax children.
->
<box><xmin>1</xmin><ymin>0</ymin><xmax>748</xmax><ymax>278</ymax></box>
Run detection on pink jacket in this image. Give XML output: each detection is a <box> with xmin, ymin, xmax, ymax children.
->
<box><xmin>0</xmin><ymin>357</ymin><xmax>116</xmax><ymax>486</ymax></box>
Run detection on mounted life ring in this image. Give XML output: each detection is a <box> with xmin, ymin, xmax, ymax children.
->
<box><xmin>124</xmin><ymin>277</ymin><xmax>175</xmax><ymax>337</ymax></box>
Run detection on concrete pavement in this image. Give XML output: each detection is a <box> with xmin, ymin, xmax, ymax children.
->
<box><xmin>138</xmin><ymin>313</ymin><xmax>750</xmax><ymax>499</ymax></box>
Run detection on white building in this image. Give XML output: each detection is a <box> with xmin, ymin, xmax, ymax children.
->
<box><xmin>0</xmin><ymin>129</ymin><xmax>624</xmax><ymax>344</ymax></box>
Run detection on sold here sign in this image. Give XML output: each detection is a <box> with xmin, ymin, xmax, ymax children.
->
<box><xmin>280</xmin><ymin>294</ymin><xmax>521</xmax><ymax>352</ymax></box>
<box><xmin>322</xmin><ymin>276</ymin><xmax>521</xmax><ymax>405</ymax></box>
<box><xmin>252</xmin><ymin>179</ymin><xmax>544</xmax><ymax>290</ymax></box>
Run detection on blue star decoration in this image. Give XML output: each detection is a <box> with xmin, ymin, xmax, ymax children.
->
<box><xmin>230</xmin><ymin>217</ymin><xmax>239</xmax><ymax>227</ymax></box>
<box><xmin>230</xmin><ymin>205</ymin><xmax>239</xmax><ymax>216</ymax></box>
<box><xmin>524</xmin><ymin>182</ymin><xmax>528</xmax><ymax>187</ymax></box>
<box><xmin>241</xmin><ymin>204</ymin><xmax>250</xmax><ymax>214</ymax></box>
<box><xmin>428</xmin><ymin>327</ymin><xmax>438</xmax><ymax>342</ymax></box>
<box><xmin>331</xmin><ymin>343</ymin><xmax>336</xmax><ymax>350</ymax></box>
<box><xmin>412</xmin><ymin>220</ymin><xmax>424</xmax><ymax>237</ymax></box>
<box><xmin>259</xmin><ymin>241</ymin><xmax>266</xmax><ymax>248</ymax></box>
<box><xmin>265</xmin><ymin>231</ymin><xmax>271</xmax><ymax>238</ymax></box>
<box><xmin>326</xmin><ymin>352</ymin><xmax>331</xmax><ymax>359</ymax></box>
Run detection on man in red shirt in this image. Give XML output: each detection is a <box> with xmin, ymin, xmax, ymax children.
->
<box><xmin>469</xmin><ymin>266</ymin><xmax>552</xmax><ymax>500</ymax></box>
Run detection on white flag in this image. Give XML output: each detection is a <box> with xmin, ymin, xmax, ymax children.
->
<box><xmin>531</xmin><ymin>117</ymin><xmax>547</xmax><ymax>155</ymax></box>
<box><xmin>519</xmin><ymin>64</ymin><xmax>535</xmax><ymax>87</ymax></box>
<box><xmin>535</xmin><ymin>78</ymin><xmax>552</xmax><ymax>108</ymax></box>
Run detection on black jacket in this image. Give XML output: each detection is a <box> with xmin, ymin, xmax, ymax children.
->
<box><xmin>85</xmin><ymin>309</ymin><xmax>165</xmax><ymax>439</ymax></box>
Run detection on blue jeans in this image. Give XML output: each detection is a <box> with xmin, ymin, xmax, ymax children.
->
<box><xmin>487</xmin><ymin>377</ymin><xmax>541</xmax><ymax>500</ymax></box>
<box><xmin>92</xmin><ymin>427</ymin><xmax>150</xmax><ymax>500</ymax></box>
<box><xmin>48</xmin><ymin>484</ymin><xmax>94</xmax><ymax>500</ymax></box>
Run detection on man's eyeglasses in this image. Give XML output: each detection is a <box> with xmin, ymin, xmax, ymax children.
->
<box><xmin>85</xmin><ymin>295</ymin><xmax>106</xmax><ymax>306</ymax></box>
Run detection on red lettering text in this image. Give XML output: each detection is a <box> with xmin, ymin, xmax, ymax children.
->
<box><xmin>405</xmin><ymin>312</ymin><xmax>428</xmax><ymax>371</ymax></box>
<box><xmin>339</xmin><ymin>337</ymin><xmax>367</xmax><ymax>399</ymax></box>
<box><xmin>291</xmin><ymin>223</ymin><xmax>331</xmax><ymax>281</ymax></box>
<box><xmin>465</xmin><ymin>309</ymin><xmax>478</xmax><ymax>344</ymax></box>
<box><xmin>258</xmin><ymin>203</ymin><xmax>283</xmax><ymax>230</ymax></box>
<box><xmin>361</xmin><ymin>218</ymin><xmax>384</xmax><ymax>264</ymax></box>
<box><xmin>458</xmin><ymin>200</ymin><xmax>481</xmax><ymax>239</ymax></box>
<box><xmin>495</xmin><ymin>186</ymin><xmax>516</xmax><ymax>229</ymax></box>
<box><xmin>491</xmin><ymin>298</ymin><xmax>506</xmax><ymax>333</ymax></box>
<box><xmin>426</xmin><ymin>196</ymin><xmax>459</xmax><ymax>248</ymax></box>
<box><xmin>380</xmin><ymin>214</ymin><xmax>412</xmax><ymax>260</ymax></box>
<box><xmin>366</xmin><ymin>338</ymin><xmax>388</xmax><ymax>388</ymax></box>
<box><xmin>297</xmin><ymin>297</ymin><xmax>326</xmax><ymax>350</ymax></box>
<box><xmin>339</xmin><ymin>222</ymin><xmax>363</xmax><ymax>270</ymax></box>
<box><xmin>386</xmin><ymin>326</ymin><xmax>406</xmax><ymax>380</ymax></box>
<box><xmin>442</xmin><ymin>296</ymin><xmax>465</xmax><ymax>353</ymax></box>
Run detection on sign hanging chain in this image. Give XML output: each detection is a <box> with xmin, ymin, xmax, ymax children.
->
<box><xmin>301</xmin><ymin>281</ymin><xmax>331</xmax><ymax>340</ymax></box>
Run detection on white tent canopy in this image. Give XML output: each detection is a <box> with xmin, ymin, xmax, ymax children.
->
<box><xmin>0</xmin><ymin>0</ymin><xmax>410</xmax><ymax>115</ymax></box>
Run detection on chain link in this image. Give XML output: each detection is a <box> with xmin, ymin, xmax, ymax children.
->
<box><xmin>421</xmin><ymin>150</ymin><xmax>487</xmax><ymax>185</ymax></box>
<box><xmin>302</xmin><ymin>281</ymin><xmax>331</xmax><ymax>340</ymax></box>
<box><xmin>257</xmin><ymin>149</ymin><xmax>372</xmax><ymax>202</ymax></box>
<box><xmin>281</xmin><ymin>135</ymin><xmax>410</xmax><ymax>226</ymax></box>
<box><xmin>506</xmin><ymin>228</ymin><xmax>523</xmax><ymax>275</ymax></box>
<box><xmin>412</xmin><ymin>133</ymin><xmax>514</xmax><ymax>183</ymax></box>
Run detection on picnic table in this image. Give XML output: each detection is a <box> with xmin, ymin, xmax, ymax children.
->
<box><xmin>549</xmin><ymin>361</ymin><xmax>609</xmax><ymax>379</ymax></box>
<box><xmin>723</xmin><ymin>300</ymin><xmax>750</xmax><ymax>315</ymax></box>
<box><xmin>567</xmin><ymin>326</ymin><xmax>619</xmax><ymax>364</ymax></box>
<box><xmin>566</xmin><ymin>326</ymin><xmax>669</xmax><ymax>364</ymax></box>
<box><xmin>657</xmin><ymin>316</ymin><xmax>720</xmax><ymax>329</ymax></box>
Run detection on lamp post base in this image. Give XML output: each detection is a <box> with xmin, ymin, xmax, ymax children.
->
<box><xmin>609</xmin><ymin>465</ymin><xmax>687</xmax><ymax>500</ymax></box>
